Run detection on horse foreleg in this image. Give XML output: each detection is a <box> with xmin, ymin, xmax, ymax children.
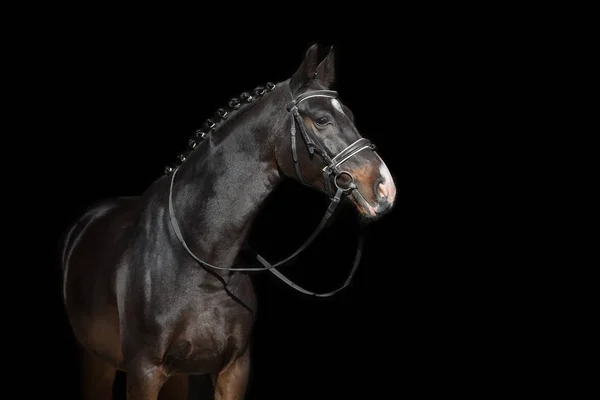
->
<box><xmin>213</xmin><ymin>348</ymin><xmax>250</xmax><ymax>400</ymax></box>
<box><xmin>80</xmin><ymin>347</ymin><xmax>117</xmax><ymax>400</ymax></box>
<box><xmin>158</xmin><ymin>375</ymin><xmax>189</xmax><ymax>400</ymax></box>
<box><xmin>126</xmin><ymin>357</ymin><xmax>168</xmax><ymax>400</ymax></box>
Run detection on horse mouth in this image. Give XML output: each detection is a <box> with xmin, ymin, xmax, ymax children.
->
<box><xmin>346</xmin><ymin>187</ymin><xmax>394</xmax><ymax>220</ymax></box>
<box><xmin>348</xmin><ymin>189</ymin><xmax>379</xmax><ymax>219</ymax></box>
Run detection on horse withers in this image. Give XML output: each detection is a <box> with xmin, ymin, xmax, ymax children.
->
<box><xmin>60</xmin><ymin>43</ymin><xmax>396</xmax><ymax>400</ymax></box>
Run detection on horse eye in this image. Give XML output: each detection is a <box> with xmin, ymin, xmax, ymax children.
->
<box><xmin>315</xmin><ymin>116</ymin><xmax>329</xmax><ymax>126</ymax></box>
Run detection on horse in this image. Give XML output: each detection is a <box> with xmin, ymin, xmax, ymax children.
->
<box><xmin>59</xmin><ymin>43</ymin><xmax>397</xmax><ymax>400</ymax></box>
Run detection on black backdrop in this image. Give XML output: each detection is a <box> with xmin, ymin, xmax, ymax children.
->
<box><xmin>11</xmin><ymin>20</ymin><xmax>539</xmax><ymax>399</ymax></box>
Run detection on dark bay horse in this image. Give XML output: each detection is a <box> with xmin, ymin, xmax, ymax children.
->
<box><xmin>60</xmin><ymin>43</ymin><xmax>396</xmax><ymax>399</ymax></box>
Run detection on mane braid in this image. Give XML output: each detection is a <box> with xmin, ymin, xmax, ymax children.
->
<box><xmin>163</xmin><ymin>82</ymin><xmax>277</xmax><ymax>175</ymax></box>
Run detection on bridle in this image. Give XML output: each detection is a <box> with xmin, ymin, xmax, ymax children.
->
<box><xmin>284</xmin><ymin>84</ymin><xmax>375</xmax><ymax>198</ymax></box>
<box><xmin>168</xmin><ymin>81</ymin><xmax>377</xmax><ymax>299</ymax></box>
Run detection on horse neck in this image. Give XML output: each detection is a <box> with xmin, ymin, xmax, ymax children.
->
<box><xmin>169</xmin><ymin>92</ymin><xmax>286</xmax><ymax>273</ymax></box>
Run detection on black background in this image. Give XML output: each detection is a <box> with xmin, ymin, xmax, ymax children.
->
<box><xmin>7</xmin><ymin>11</ymin><xmax>555</xmax><ymax>399</ymax></box>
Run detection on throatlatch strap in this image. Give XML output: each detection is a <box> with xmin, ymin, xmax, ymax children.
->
<box><xmin>290</xmin><ymin>121</ymin><xmax>305</xmax><ymax>184</ymax></box>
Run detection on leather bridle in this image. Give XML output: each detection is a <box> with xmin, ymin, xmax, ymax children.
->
<box><xmin>284</xmin><ymin>85</ymin><xmax>376</xmax><ymax>198</ymax></box>
<box><xmin>168</xmin><ymin>81</ymin><xmax>378</xmax><ymax>298</ymax></box>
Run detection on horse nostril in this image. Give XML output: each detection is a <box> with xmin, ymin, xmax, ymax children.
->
<box><xmin>374</xmin><ymin>178</ymin><xmax>387</xmax><ymax>202</ymax></box>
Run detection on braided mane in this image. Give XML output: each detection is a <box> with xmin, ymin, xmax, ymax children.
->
<box><xmin>163</xmin><ymin>81</ymin><xmax>277</xmax><ymax>175</ymax></box>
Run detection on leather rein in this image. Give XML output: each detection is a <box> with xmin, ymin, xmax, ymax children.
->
<box><xmin>168</xmin><ymin>82</ymin><xmax>376</xmax><ymax>297</ymax></box>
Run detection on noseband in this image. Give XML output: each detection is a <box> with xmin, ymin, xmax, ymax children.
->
<box><xmin>168</xmin><ymin>82</ymin><xmax>377</xmax><ymax>299</ymax></box>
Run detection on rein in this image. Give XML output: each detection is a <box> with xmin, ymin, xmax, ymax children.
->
<box><xmin>168</xmin><ymin>82</ymin><xmax>376</xmax><ymax>297</ymax></box>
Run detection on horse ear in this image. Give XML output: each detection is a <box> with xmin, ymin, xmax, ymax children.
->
<box><xmin>289</xmin><ymin>43</ymin><xmax>319</xmax><ymax>94</ymax></box>
<box><xmin>316</xmin><ymin>45</ymin><xmax>335</xmax><ymax>88</ymax></box>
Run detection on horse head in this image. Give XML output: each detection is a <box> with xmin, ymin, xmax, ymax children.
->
<box><xmin>274</xmin><ymin>44</ymin><xmax>396</xmax><ymax>220</ymax></box>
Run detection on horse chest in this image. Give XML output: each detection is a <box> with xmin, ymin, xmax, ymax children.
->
<box><xmin>163</xmin><ymin>301</ymin><xmax>254</xmax><ymax>375</ymax></box>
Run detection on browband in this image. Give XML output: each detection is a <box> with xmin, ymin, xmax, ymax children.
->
<box><xmin>286</xmin><ymin>89</ymin><xmax>338</xmax><ymax>111</ymax></box>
